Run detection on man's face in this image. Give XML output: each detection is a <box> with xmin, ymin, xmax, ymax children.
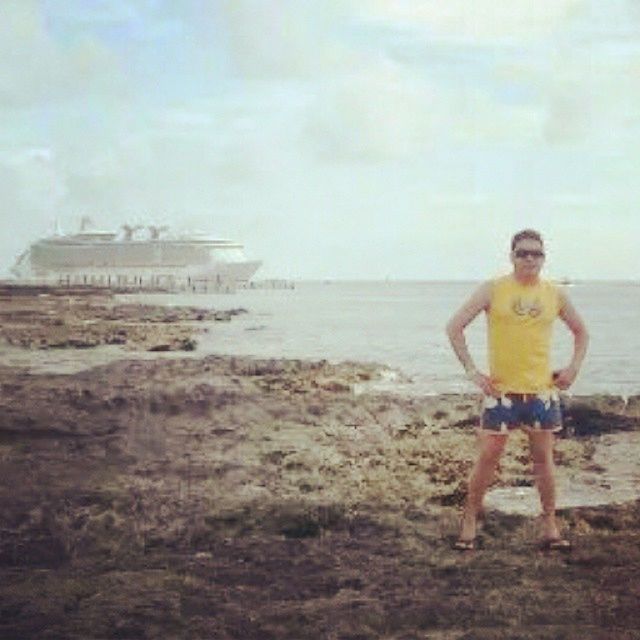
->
<box><xmin>510</xmin><ymin>238</ymin><xmax>545</xmax><ymax>278</ymax></box>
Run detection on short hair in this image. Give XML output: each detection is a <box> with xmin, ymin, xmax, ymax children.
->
<box><xmin>511</xmin><ymin>229</ymin><xmax>543</xmax><ymax>251</ymax></box>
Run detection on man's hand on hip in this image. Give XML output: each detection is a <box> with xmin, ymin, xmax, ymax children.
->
<box><xmin>467</xmin><ymin>369</ymin><xmax>500</xmax><ymax>397</ymax></box>
<box><xmin>553</xmin><ymin>366</ymin><xmax>578</xmax><ymax>390</ymax></box>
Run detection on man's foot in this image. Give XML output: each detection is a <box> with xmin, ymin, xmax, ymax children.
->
<box><xmin>459</xmin><ymin>511</ymin><xmax>477</xmax><ymax>544</ymax></box>
<box><xmin>540</xmin><ymin>513</ymin><xmax>562</xmax><ymax>541</ymax></box>
<box><xmin>539</xmin><ymin>537</ymin><xmax>572</xmax><ymax>552</ymax></box>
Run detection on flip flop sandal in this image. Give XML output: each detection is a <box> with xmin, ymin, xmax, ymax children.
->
<box><xmin>539</xmin><ymin>537</ymin><xmax>572</xmax><ymax>552</ymax></box>
<box><xmin>452</xmin><ymin>538</ymin><xmax>476</xmax><ymax>551</ymax></box>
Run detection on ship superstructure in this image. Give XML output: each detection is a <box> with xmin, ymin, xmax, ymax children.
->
<box><xmin>11</xmin><ymin>218</ymin><xmax>261</xmax><ymax>289</ymax></box>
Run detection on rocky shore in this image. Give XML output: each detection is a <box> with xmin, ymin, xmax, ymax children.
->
<box><xmin>0</xmin><ymin>284</ymin><xmax>246</xmax><ymax>352</ymax></box>
<box><xmin>1</xmin><ymin>288</ymin><xmax>640</xmax><ymax>639</ymax></box>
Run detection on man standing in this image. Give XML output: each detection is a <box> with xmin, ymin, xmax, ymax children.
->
<box><xmin>446</xmin><ymin>229</ymin><xmax>588</xmax><ymax>550</ymax></box>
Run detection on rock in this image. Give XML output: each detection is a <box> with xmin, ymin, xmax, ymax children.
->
<box><xmin>563</xmin><ymin>400</ymin><xmax>639</xmax><ymax>436</ymax></box>
<box><xmin>0</xmin><ymin>289</ymin><xmax>244</xmax><ymax>353</ymax></box>
<box><xmin>320</xmin><ymin>380</ymin><xmax>351</xmax><ymax>393</ymax></box>
<box><xmin>179</xmin><ymin>338</ymin><xmax>197</xmax><ymax>351</ymax></box>
<box><xmin>148</xmin><ymin>344</ymin><xmax>171</xmax><ymax>352</ymax></box>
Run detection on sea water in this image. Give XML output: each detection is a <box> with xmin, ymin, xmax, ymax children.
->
<box><xmin>128</xmin><ymin>280</ymin><xmax>640</xmax><ymax>397</ymax></box>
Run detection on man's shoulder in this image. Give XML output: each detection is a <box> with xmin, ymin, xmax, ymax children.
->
<box><xmin>540</xmin><ymin>278</ymin><xmax>561</xmax><ymax>292</ymax></box>
<box><xmin>490</xmin><ymin>274</ymin><xmax>513</xmax><ymax>289</ymax></box>
<box><xmin>539</xmin><ymin>279</ymin><xmax>563</xmax><ymax>313</ymax></box>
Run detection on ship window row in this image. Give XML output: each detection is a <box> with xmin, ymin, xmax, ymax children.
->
<box><xmin>210</xmin><ymin>249</ymin><xmax>245</xmax><ymax>262</ymax></box>
<box><xmin>31</xmin><ymin>245</ymin><xmax>247</xmax><ymax>267</ymax></box>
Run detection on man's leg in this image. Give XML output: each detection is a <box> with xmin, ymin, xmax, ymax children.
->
<box><xmin>528</xmin><ymin>430</ymin><xmax>562</xmax><ymax>540</ymax></box>
<box><xmin>459</xmin><ymin>430</ymin><xmax>508</xmax><ymax>542</ymax></box>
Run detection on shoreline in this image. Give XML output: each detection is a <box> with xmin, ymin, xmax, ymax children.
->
<box><xmin>2</xmin><ymin>289</ymin><xmax>640</xmax><ymax>638</ymax></box>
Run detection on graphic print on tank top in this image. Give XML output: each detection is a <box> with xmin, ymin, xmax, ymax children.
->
<box><xmin>511</xmin><ymin>296</ymin><xmax>543</xmax><ymax>318</ymax></box>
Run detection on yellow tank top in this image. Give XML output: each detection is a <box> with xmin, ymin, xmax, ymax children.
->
<box><xmin>488</xmin><ymin>275</ymin><xmax>560</xmax><ymax>393</ymax></box>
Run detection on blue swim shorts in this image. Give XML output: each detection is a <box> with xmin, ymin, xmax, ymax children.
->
<box><xmin>480</xmin><ymin>391</ymin><xmax>562</xmax><ymax>433</ymax></box>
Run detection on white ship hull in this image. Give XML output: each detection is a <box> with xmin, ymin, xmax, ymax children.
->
<box><xmin>11</xmin><ymin>226</ymin><xmax>261</xmax><ymax>288</ymax></box>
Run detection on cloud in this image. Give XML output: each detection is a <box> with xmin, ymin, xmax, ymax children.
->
<box><xmin>219</xmin><ymin>0</ymin><xmax>355</xmax><ymax>78</ymax></box>
<box><xmin>161</xmin><ymin>2</ymin><xmax>626</xmax><ymax>157</ymax></box>
<box><xmin>215</xmin><ymin>1</ymin><xmax>582</xmax><ymax>156</ymax></box>
<box><xmin>541</xmin><ymin>47</ymin><xmax>640</xmax><ymax>144</ymax></box>
<box><xmin>55</xmin><ymin>0</ymin><xmax>139</xmax><ymax>25</ymax></box>
<box><xmin>0</xmin><ymin>0</ymin><xmax>122</xmax><ymax>107</ymax></box>
<box><xmin>368</xmin><ymin>0</ymin><xmax>583</xmax><ymax>41</ymax></box>
<box><xmin>0</xmin><ymin>148</ymin><xmax>68</xmax><ymax>273</ymax></box>
<box><xmin>303</xmin><ymin>60</ymin><xmax>436</xmax><ymax>160</ymax></box>
<box><xmin>302</xmin><ymin>58</ymin><xmax>548</xmax><ymax>161</ymax></box>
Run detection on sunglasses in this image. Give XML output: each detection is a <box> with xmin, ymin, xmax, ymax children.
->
<box><xmin>514</xmin><ymin>249</ymin><xmax>545</xmax><ymax>259</ymax></box>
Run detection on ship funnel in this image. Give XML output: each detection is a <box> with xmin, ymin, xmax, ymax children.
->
<box><xmin>80</xmin><ymin>216</ymin><xmax>93</xmax><ymax>231</ymax></box>
<box><xmin>121</xmin><ymin>224</ymin><xmax>144</xmax><ymax>240</ymax></box>
<box><xmin>148</xmin><ymin>225</ymin><xmax>169</xmax><ymax>240</ymax></box>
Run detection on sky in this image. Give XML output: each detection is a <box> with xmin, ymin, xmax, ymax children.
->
<box><xmin>1</xmin><ymin>0</ymin><xmax>639</xmax><ymax>280</ymax></box>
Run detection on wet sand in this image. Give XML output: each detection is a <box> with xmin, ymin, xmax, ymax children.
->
<box><xmin>1</xmin><ymin>287</ymin><xmax>640</xmax><ymax>639</ymax></box>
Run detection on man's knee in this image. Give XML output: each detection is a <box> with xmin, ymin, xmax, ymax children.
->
<box><xmin>528</xmin><ymin>432</ymin><xmax>554</xmax><ymax>464</ymax></box>
<box><xmin>478</xmin><ymin>434</ymin><xmax>507</xmax><ymax>463</ymax></box>
<box><xmin>532</xmin><ymin>453</ymin><xmax>554</xmax><ymax>470</ymax></box>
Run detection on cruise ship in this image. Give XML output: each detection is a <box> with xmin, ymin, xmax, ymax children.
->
<box><xmin>11</xmin><ymin>218</ymin><xmax>261</xmax><ymax>288</ymax></box>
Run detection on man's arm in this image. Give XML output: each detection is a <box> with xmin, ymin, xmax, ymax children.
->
<box><xmin>445</xmin><ymin>281</ymin><xmax>498</xmax><ymax>396</ymax></box>
<box><xmin>554</xmin><ymin>289</ymin><xmax>589</xmax><ymax>390</ymax></box>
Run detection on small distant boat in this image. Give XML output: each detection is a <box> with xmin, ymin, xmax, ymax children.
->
<box><xmin>11</xmin><ymin>217</ymin><xmax>261</xmax><ymax>288</ymax></box>
<box><xmin>559</xmin><ymin>277</ymin><xmax>574</xmax><ymax>287</ymax></box>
